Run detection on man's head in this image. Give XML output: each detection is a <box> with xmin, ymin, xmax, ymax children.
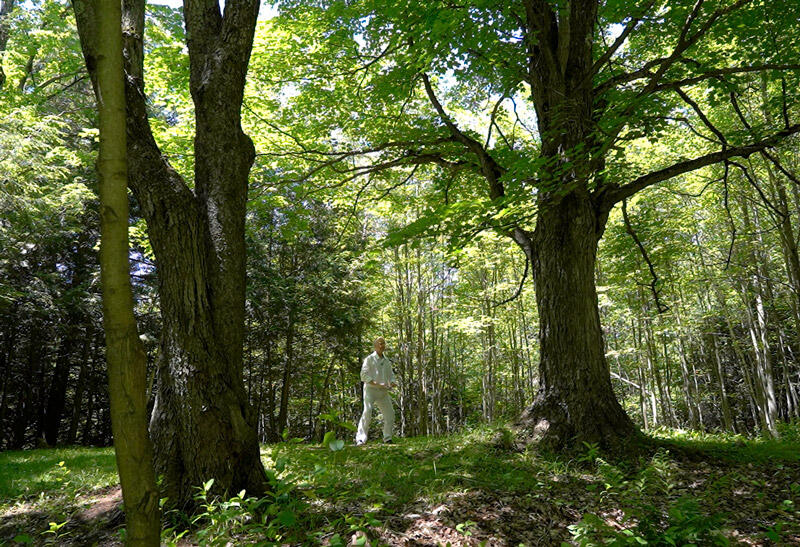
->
<box><xmin>374</xmin><ymin>336</ymin><xmax>386</xmax><ymax>356</ymax></box>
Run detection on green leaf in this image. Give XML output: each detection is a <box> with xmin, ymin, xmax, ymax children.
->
<box><xmin>329</xmin><ymin>439</ymin><xmax>345</xmax><ymax>452</ymax></box>
<box><xmin>277</xmin><ymin>509</ymin><xmax>297</xmax><ymax>526</ymax></box>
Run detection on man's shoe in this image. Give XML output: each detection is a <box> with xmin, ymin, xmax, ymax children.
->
<box><xmin>355</xmin><ymin>440</ymin><xmax>365</xmax><ymax>446</ymax></box>
<box><xmin>383</xmin><ymin>438</ymin><xmax>393</xmax><ymax>444</ymax></box>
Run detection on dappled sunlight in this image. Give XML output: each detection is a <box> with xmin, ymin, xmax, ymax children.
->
<box><xmin>1</xmin><ymin>428</ymin><xmax>799</xmax><ymax>544</ymax></box>
<box><xmin>257</xmin><ymin>426</ymin><xmax>800</xmax><ymax>544</ymax></box>
<box><xmin>0</xmin><ymin>448</ymin><xmax>117</xmax><ymax>502</ymax></box>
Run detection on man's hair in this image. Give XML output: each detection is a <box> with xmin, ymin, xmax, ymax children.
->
<box><xmin>373</xmin><ymin>336</ymin><xmax>385</xmax><ymax>345</ymax></box>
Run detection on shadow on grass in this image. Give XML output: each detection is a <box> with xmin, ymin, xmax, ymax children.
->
<box><xmin>266</xmin><ymin>426</ymin><xmax>800</xmax><ymax>545</ymax></box>
<box><xmin>1</xmin><ymin>428</ymin><xmax>798</xmax><ymax>545</ymax></box>
<box><xmin>266</xmin><ymin>434</ymin><xmax>586</xmax><ymax>544</ymax></box>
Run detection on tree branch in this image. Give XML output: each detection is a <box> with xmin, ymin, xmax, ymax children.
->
<box><xmin>596</xmin><ymin>0</ymin><xmax>753</xmax><ymax>96</ymax></box>
<box><xmin>654</xmin><ymin>64</ymin><xmax>800</xmax><ymax>93</ymax></box>
<box><xmin>491</xmin><ymin>254</ymin><xmax>529</xmax><ymax>308</ymax></box>
<box><xmin>605</xmin><ymin>124</ymin><xmax>800</xmax><ymax>205</ymax></box>
<box><xmin>421</xmin><ymin>73</ymin><xmax>536</xmax><ymax>263</ymax></box>
<box><xmin>622</xmin><ymin>199</ymin><xmax>668</xmax><ymax>313</ymax></box>
<box><xmin>590</xmin><ymin>0</ymin><xmax>656</xmax><ymax>78</ymax></box>
<box><xmin>421</xmin><ymin>73</ymin><xmax>506</xmax><ymax>198</ymax></box>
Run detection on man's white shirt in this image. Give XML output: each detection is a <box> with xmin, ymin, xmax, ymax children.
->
<box><xmin>360</xmin><ymin>351</ymin><xmax>395</xmax><ymax>386</ymax></box>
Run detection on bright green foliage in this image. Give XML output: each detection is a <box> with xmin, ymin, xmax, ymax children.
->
<box><xmin>163</xmin><ymin>473</ymin><xmax>305</xmax><ymax>546</ymax></box>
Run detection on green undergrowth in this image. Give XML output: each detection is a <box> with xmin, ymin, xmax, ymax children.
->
<box><xmin>1</xmin><ymin>425</ymin><xmax>799</xmax><ymax>545</ymax></box>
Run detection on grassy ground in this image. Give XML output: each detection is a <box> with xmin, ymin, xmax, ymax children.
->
<box><xmin>1</xmin><ymin>426</ymin><xmax>799</xmax><ymax>545</ymax></box>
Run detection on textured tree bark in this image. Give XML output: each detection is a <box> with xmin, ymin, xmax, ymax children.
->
<box><xmin>93</xmin><ymin>0</ymin><xmax>160</xmax><ymax>540</ymax></box>
<box><xmin>73</xmin><ymin>0</ymin><xmax>266</xmax><ymax>506</ymax></box>
<box><xmin>518</xmin><ymin>192</ymin><xmax>639</xmax><ymax>450</ymax></box>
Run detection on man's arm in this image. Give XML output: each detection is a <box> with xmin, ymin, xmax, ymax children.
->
<box><xmin>359</xmin><ymin>356</ymin><xmax>374</xmax><ymax>383</ymax></box>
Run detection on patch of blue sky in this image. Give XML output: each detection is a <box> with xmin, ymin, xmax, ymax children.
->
<box><xmin>146</xmin><ymin>0</ymin><xmax>279</xmax><ymax>20</ymax></box>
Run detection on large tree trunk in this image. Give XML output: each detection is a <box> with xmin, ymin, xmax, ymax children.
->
<box><xmin>73</xmin><ymin>0</ymin><xmax>266</xmax><ymax>507</ymax></box>
<box><xmin>518</xmin><ymin>192</ymin><xmax>639</xmax><ymax>450</ymax></box>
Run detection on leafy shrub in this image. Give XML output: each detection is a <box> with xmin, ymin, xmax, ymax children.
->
<box><xmin>570</xmin><ymin>450</ymin><xmax>728</xmax><ymax>546</ymax></box>
<box><xmin>161</xmin><ymin>461</ymin><xmax>307</xmax><ymax>546</ymax></box>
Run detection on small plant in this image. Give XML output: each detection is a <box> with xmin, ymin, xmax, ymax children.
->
<box><xmin>159</xmin><ymin>464</ymin><xmax>309</xmax><ymax>546</ymax></box>
<box><xmin>320</xmin><ymin>410</ymin><xmax>357</xmax><ymax>438</ymax></box>
<box><xmin>570</xmin><ymin>496</ymin><xmax>728</xmax><ymax>546</ymax></box>
<box><xmin>763</xmin><ymin>521</ymin><xmax>789</xmax><ymax>543</ymax></box>
<box><xmin>315</xmin><ymin>512</ymin><xmax>382</xmax><ymax>546</ymax></box>
<box><xmin>572</xmin><ymin>449</ymin><xmax>727</xmax><ymax>546</ymax></box>
<box><xmin>323</xmin><ymin>430</ymin><xmax>345</xmax><ymax>452</ymax></box>
<box><xmin>456</xmin><ymin>519</ymin><xmax>477</xmax><ymax>537</ymax></box>
<box><xmin>578</xmin><ymin>442</ymin><xmax>601</xmax><ymax>464</ymax></box>
<box><xmin>492</xmin><ymin>426</ymin><xmax>517</xmax><ymax>451</ymax></box>
<box><xmin>41</xmin><ymin>520</ymin><xmax>70</xmax><ymax>544</ymax></box>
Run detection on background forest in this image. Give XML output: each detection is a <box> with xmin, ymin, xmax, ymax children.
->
<box><xmin>2</xmin><ymin>1</ymin><xmax>799</xmax><ymax>449</ymax></box>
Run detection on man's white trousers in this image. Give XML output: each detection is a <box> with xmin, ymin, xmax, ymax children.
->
<box><xmin>356</xmin><ymin>385</ymin><xmax>394</xmax><ymax>443</ymax></box>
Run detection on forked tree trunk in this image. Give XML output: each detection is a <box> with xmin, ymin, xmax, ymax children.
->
<box><xmin>518</xmin><ymin>192</ymin><xmax>639</xmax><ymax>450</ymax></box>
<box><xmin>73</xmin><ymin>0</ymin><xmax>266</xmax><ymax>507</ymax></box>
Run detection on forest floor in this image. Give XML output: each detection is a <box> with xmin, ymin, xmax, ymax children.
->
<box><xmin>0</xmin><ymin>425</ymin><xmax>799</xmax><ymax>546</ymax></box>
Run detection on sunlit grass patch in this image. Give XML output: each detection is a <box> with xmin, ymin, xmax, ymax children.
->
<box><xmin>649</xmin><ymin>421</ymin><xmax>800</xmax><ymax>463</ymax></box>
<box><xmin>263</xmin><ymin>425</ymin><xmax>573</xmax><ymax>515</ymax></box>
<box><xmin>0</xmin><ymin>447</ymin><xmax>117</xmax><ymax>507</ymax></box>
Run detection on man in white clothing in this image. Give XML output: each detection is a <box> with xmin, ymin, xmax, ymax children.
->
<box><xmin>355</xmin><ymin>336</ymin><xmax>396</xmax><ymax>445</ymax></box>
